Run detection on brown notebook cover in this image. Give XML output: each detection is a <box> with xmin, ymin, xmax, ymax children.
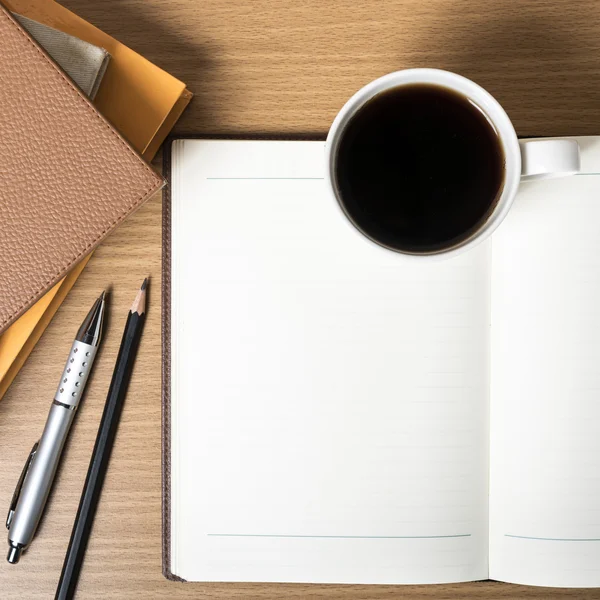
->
<box><xmin>162</xmin><ymin>138</ymin><xmax>178</xmax><ymax>581</ymax></box>
<box><xmin>0</xmin><ymin>4</ymin><xmax>164</xmax><ymax>334</ymax></box>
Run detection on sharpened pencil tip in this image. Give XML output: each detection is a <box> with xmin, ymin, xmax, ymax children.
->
<box><xmin>130</xmin><ymin>279</ymin><xmax>148</xmax><ymax>314</ymax></box>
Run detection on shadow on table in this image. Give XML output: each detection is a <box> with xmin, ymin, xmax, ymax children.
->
<box><xmin>62</xmin><ymin>0</ymin><xmax>221</xmax><ymax>133</ymax></box>
<box><xmin>398</xmin><ymin>2</ymin><xmax>600</xmax><ymax>136</ymax></box>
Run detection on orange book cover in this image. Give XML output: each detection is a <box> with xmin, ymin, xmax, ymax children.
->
<box><xmin>0</xmin><ymin>0</ymin><xmax>191</xmax><ymax>399</ymax></box>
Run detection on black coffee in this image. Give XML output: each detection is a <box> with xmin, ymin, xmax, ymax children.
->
<box><xmin>334</xmin><ymin>84</ymin><xmax>505</xmax><ymax>253</ymax></box>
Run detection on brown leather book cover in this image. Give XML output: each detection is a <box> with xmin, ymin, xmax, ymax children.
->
<box><xmin>0</xmin><ymin>4</ymin><xmax>164</xmax><ymax>334</ymax></box>
<box><xmin>162</xmin><ymin>138</ymin><xmax>178</xmax><ymax>581</ymax></box>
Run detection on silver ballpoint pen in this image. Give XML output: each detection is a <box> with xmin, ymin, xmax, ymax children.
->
<box><xmin>6</xmin><ymin>292</ymin><xmax>106</xmax><ymax>564</ymax></box>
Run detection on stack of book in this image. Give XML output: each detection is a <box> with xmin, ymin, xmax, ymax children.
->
<box><xmin>0</xmin><ymin>0</ymin><xmax>191</xmax><ymax>400</ymax></box>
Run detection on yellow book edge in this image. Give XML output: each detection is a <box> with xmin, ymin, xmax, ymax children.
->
<box><xmin>0</xmin><ymin>284</ymin><xmax>62</xmax><ymax>380</ymax></box>
<box><xmin>0</xmin><ymin>257</ymin><xmax>90</xmax><ymax>399</ymax></box>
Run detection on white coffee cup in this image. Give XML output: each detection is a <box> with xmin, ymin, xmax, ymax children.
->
<box><xmin>325</xmin><ymin>69</ymin><xmax>581</xmax><ymax>259</ymax></box>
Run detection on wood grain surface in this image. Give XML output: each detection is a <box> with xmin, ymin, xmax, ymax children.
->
<box><xmin>2</xmin><ymin>0</ymin><xmax>600</xmax><ymax>597</ymax></box>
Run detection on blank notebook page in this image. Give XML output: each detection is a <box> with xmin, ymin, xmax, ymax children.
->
<box><xmin>489</xmin><ymin>137</ymin><xmax>600</xmax><ymax>587</ymax></box>
<box><xmin>170</xmin><ymin>140</ymin><xmax>490</xmax><ymax>584</ymax></box>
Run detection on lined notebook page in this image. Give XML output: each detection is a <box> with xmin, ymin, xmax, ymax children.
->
<box><xmin>170</xmin><ymin>140</ymin><xmax>490</xmax><ymax>583</ymax></box>
<box><xmin>490</xmin><ymin>137</ymin><xmax>600</xmax><ymax>587</ymax></box>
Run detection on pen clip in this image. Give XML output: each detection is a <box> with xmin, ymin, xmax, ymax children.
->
<box><xmin>6</xmin><ymin>441</ymin><xmax>38</xmax><ymax>530</ymax></box>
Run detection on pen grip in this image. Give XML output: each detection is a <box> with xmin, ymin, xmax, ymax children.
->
<box><xmin>54</xmin><ymin>340</ymin><xmax>97</xmax><ymax>408</ymax></box>
<box><xmin>8</xmin><ymin>403</ymin><xmax>76</xmax><ymax>548</ymax></box>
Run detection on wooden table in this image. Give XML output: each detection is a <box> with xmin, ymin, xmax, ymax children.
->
<box><xmin>2</xmin><ymin>0</ymin><xmax>600</xmax><ymax>597</ymax></box>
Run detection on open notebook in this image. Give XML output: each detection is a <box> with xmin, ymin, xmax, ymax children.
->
<box><xmin>163</xmin><ymin>136</ymin><xmax>600</xmax><ymax>587</ymax></box>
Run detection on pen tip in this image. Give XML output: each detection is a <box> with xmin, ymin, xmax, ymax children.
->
<box><xmin>141</xmin><ymin>278</ymin><xmax>148</xmax><ymax>291</ymax></box>
<box><xmin>99</xmin><ymin>290</ymin><xmax>106</xmax><ymax>301</ymax></box>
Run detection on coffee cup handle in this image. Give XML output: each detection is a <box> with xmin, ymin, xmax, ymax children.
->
<box><xmin>519</xmin><ymin>139</ymin><xmax>580</xmax><ymax>181</ymax></box>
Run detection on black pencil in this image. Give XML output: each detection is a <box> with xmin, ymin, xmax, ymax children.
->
<box><xmin>55</xmin><ymin>279</ymin><xmax>149</xmax><ymax>600</ymax></box>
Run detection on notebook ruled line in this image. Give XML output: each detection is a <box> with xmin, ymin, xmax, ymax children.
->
<box><xmin>206</xmin><ymin>177</ymin><xmax>325</xmax><ymax>180</ymax></box>
<box><xmin>208</xmin><ymin>533</ymin><xmax>471</xmax><ymax>539</ymax></box>
<box><xmin>505</xmin><ymin>534</ymin><xmax>600</xmax><ymax>542</ymax></box>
